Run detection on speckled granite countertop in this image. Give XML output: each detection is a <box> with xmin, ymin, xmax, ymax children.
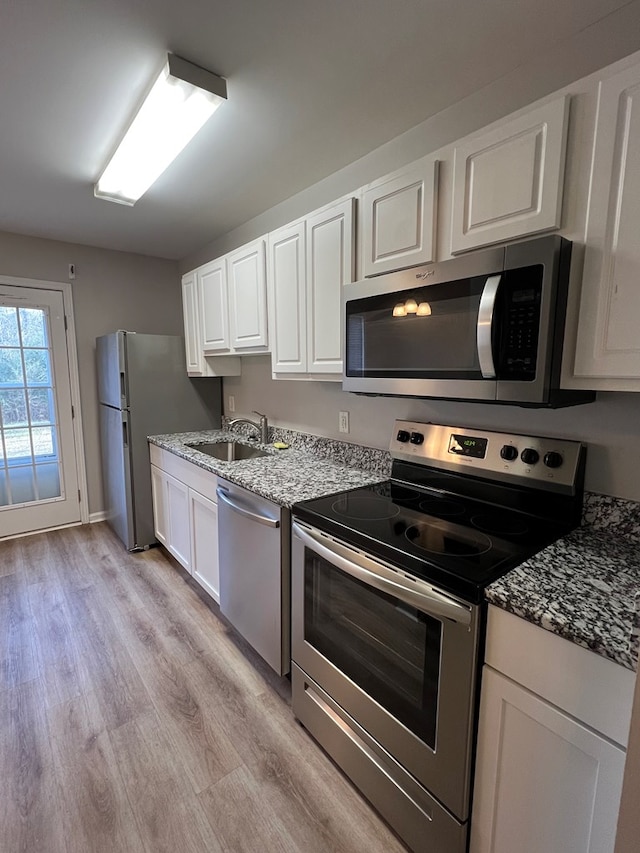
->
<box><xmin>486</xmin><ymin>494</ymin><xmax>640</xmax><ymax>672</ymax></box>
<box><xmin>148</xmin><ymin>426</ymin><xmax>390</xmax><ymax>508</ymax></box>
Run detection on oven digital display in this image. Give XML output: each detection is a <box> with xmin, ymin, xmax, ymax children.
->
<box><xmin>448</xmin><ymin>434</ymin><xmax>488</xmax><ymax>459</ymax></box>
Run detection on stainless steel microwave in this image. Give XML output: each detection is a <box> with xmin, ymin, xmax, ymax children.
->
<box><xmin>343</xmin><ymin>235</ymin><xmax>594</xmax><ymax>408</ymax></box>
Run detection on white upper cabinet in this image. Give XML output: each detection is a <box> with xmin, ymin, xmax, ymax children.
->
<box><xmin>227</xmin><ymin>239</ymin><xmax>269</xmax><ymax>352</ymax></box>
<box><xmin>268</xmin><ymin>221</ymin><xmax>307</xmax><ymax>374</ymax></box>
<box><xmin>181</xmin><ymin>270</ymin><xmax>240</xmax><ymax>377</ymax></box>
<box><xmin>574</xmin><ymin>61</ymin><xmax>640</xmax><ymax>381</ymax></box>
<box><xmin>268</xmin><ymin>198</ymin><xmax>355</xmax><ymax>378</ymax></box>
<box><xmin>306</xmin><ymin>198</ymin><xmax>355</xmax><ymax>373</ymax></box>
<box><xmin>181</xmin><ymin>270</ymin><xmax>204</xmax><ymax>375</ymax></box>
<box><xmin>199</xmin><ymin>258</ymin><xmax>230</xmax><ymax>353</ymax></box>
<box><xmin>450</xmin><ymin>96</ymin><xmax>569</xmax><ymax>253</ymax></box>
<box><xmin>360</xmin><ymin>156</ymin><xmax>438</xmax><ymax>276</ymax></box>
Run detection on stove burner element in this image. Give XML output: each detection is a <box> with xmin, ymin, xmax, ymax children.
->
<box><xmin>471</xmin><ymin>513</ymin><xmax>529</xmax><ymax>536</ymax></box>
<box><xmin>418</xmin><ymin>499</ymin><xmax>466</xmax><ymax>518</ymax></box>
<box><xmin>332</xmin><ymin>495</ymin><xmax>401</xmax><ymax>521</ymax></box>
<box><xmin>405</xmin><ymin>522</ymin><xmax>492</xmax><ymax>557</ymax></box>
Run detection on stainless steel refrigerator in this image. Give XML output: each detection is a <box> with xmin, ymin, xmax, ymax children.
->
<box><xmin>96</xmin><ymin>331</ymin><xmax>222</xmax><ymax>550</ymax></box>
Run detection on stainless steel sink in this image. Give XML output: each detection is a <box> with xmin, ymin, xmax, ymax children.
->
<box><xmin>186</xmin><ymin>441</ymin><xmax>270</xmax><ymax>462</ymax></box>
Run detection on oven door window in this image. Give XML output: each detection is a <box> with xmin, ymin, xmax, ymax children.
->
<box><xmin>304</xmin><ymin>549</ymin><xmax>442</xmax><ymax>750</ymax></box>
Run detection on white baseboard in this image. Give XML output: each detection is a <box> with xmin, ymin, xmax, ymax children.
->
<box><xmin>89</xmin><ymin>511</ymin><xmax>108</xmax><ymax>524</ymax></box>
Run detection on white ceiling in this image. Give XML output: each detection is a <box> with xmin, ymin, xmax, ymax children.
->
<box><xmin>0</xmin><ymin>0</ymin><xmax>637</xmax><ymax>260</ymax></box>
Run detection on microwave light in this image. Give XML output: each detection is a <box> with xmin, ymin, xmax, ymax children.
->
<box><xmin>405</xmin><ymin>298</ymin><xmax>418</xmax><ymax>314</ymax></box>
<box><xmin>417</xmin><ymin>301</ymin><xmax>432</xmax><ymax>316</ymax></box>
<box><xmin>393</xmin><ymin>303</ymin><xmax>407</xmax><ymax>317</ymax></box>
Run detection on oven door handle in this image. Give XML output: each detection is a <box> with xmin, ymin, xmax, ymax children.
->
<box><xmin>477</xmin><ymin>274</ymin><xmax>502</xmax><ymax>379</ymax></box>
<box><xmin>292</xmin><ymin>522</ymin><xmax>472</xmax><ymax>627</ymax></box>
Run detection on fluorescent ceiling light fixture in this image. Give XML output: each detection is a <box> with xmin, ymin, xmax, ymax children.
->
<box><xmin>94</xmin><ymin>54</ymin><xmax>227</xmax><ymax>206</ymax></box>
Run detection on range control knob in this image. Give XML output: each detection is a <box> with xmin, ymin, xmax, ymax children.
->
<box><xmin>396</xmin><ymin>429</ymin><xmax>411</xmax><ymax>443</ymax></box>
<box><xmin>520</xmin><ymin>448</ymin><xmax>540</xmax><ymax>466</ymax></box>
<box><xmin>544</xmin><ymin>451</ymin><xmax>564</xmax><ymax>469</ymax></box>
<box><xmin>500</xmin><ymin>445</ymin><xmax>518</xmax><ymax>462</ymax></box>
<box><xmin>410</xmin><ymin>431</ymin><xmax>425</xmax><ymax>445</ymax></box>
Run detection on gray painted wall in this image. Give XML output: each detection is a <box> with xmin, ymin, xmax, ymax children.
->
<box><xmin>0</xmin><ymin>230</ymin><xmax>183</xmax><ymax>515</ymax></box>
<box><xmin>224</xmin><ymin>357</ymin><xmax>640</xmax><ymax>502</ymax></box>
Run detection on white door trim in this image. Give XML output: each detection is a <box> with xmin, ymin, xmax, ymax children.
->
<box><xmin>0</xmin><ymin>274</ymin><xmax>89</xmax><ymax>527</ymax></box>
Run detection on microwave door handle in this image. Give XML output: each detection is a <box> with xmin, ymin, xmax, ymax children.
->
<box><xmin>292</xmin><ymin>522</ymin><xmax>471</xmax><ymax>627</ymax></box>
<box><xmin>477</xmin><ymin>274</ymin><xmax>502</xmax><ymax>378</ymax></box>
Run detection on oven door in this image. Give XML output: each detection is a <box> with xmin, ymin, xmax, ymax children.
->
<box><xmin>291</xmin><ymin>520</ymin><xmax>481</xmax><ymax>822</ymax></box>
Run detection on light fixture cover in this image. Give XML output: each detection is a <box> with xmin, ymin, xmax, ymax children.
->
<box><xmin>94</xmin><ymin>54</ymin><xmax>227</xmax><ymax>206</ymax></box>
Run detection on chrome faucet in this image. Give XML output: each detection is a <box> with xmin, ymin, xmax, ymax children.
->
<box><xmin>224</xmin><ymin>410</ymin><xmax>269</xmax><ymax>444</ymax></box>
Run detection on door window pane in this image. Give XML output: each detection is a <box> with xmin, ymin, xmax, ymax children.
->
<box><xmin>19</xmin><ymin>308</ymin><xmax>47</xmax><ymax>347</ymax></box>
<box><xmin>0</xmin><ymin>307</ymin><xmax>20</xmax><ymax>346</ymax></box>
<box><xmin>28</xmin><ymin>388</ymin><xmax>55</xmax><ymax>425</ymax></box>
<box><xmin>0</xmin><ymin>389</ymin><xmax>28</xmax><ymax>426</ymax></box>
<box><xmin>0</xmin><ymin>305</ymin><xmax>61</xmax><ymax>507</ymax></box>
<box><xmin>0</xmin><ymin>348</ymin><xmax>24</xmax><ymax>385</ymax></box>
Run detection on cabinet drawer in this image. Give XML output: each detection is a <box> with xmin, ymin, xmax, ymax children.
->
<box><xmin>485</xmin><ymin>606</ymin><xmax>634</xmax><ymax>746</ymax></box>
<box><xmin>149</xmin><ymin>445</ymin><xmax>218</xmax><ymax>502</ymax></box>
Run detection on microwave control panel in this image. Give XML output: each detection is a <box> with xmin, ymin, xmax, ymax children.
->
<box><xmin>498</xmin><ymin>267</ymin><xmax>543</xmax><ymax>380</ymax></box>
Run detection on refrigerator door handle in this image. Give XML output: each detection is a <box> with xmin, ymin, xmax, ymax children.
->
<box><xmin>122</xmin><ymin>413</ymin><xmax>129</xmax><ymax>448</ymax></box>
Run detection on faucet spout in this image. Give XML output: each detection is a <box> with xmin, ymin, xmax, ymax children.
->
<box><xmin>225</xmin><ymin>412</ymin><xmax>269</xmax><ymax>444</ymax></box>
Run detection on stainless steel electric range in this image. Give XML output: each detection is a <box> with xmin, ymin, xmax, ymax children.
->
<box><xmin>291</xmin><ymin>420</ymin><xmax>586</xmax><ymax>853</ymax></box>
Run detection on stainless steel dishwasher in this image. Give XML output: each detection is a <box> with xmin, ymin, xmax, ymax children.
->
<box><xmin>216</xmin><ymin>478</ymin><xmax>290</xmax><ymax>675</ymax></box>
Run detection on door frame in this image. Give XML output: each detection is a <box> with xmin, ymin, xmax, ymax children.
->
<box><xmin>0</xmin><ymin>274</ymin><xmax>89</xmax><ymax>529</ymax></box>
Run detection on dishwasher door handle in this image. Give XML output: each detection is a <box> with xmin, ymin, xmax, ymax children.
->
<box><xmin>216</xmin><ymin>487</ymin><xmax>280</xmax><ymax>528</ymax></box>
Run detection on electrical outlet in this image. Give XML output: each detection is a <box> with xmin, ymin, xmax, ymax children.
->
<box><xmin>339</xmin><ymin>411</ymin><xmax>350</xmax><ymax>433</ymax></box>
<box><xmin>228</xmin><ymin>395</ymin><xmax>235</xmax><ymax>413</ymax></box>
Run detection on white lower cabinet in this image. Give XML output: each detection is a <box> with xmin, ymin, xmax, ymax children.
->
<box><xmin>470</xmin><ymin>607</ymin><xmax>634</xmax><ymax>853</ymax></box>
<box><xmin>189</xmin><ymin>489</ymin><xmax>219</xmax><ymax>602</ymax></box>
<box><xmin>471</xmin><ymin>668</ymin><xmax>626</xmax><ymax>853</ymax></box>
<box><xmin>150</xmin><ymin>445</ymin><xmax>220</xmax><ymax>603</ymax></box>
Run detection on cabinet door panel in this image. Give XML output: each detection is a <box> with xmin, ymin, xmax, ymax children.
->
<box><xmin>575</xmin><ymin>64</ymin><xmax>640</xmax><ymax>379</ymax></box>
<box><xmin>165</xmin><ymin>472</ymin><xmax>191</xmax><ymax>571</ymax></box>
<box><xmin>361</xmin><ymin>157</ymin><xmax>438</xmax><ymax>276</ymax></box>
<box><xmin>471</xmin><ymin>667</ymin><xmax>625</xmax><ymax>853</ymax></box>
<box><xmin>150</xmin><ymin>464</ymin><xmax>167</xmax><ymax>546</ymax></box>
<box><xmin>268</xmin><ymin>222</ymin><xmax>307</xmax><ymax>373</ymax></box>
<box><xmin>307</xmin><ymin>198</ymin><xmax>355</xmax><ymax>373</ymax></box>
<box><xmin>181</xmin><ymin>272</ymin><xmax>204</xmax><ymax>375</ymax></box>
<box><xmin>200</xmin><ymin>259</ymin><xmax>230</xmax><ymax>352</ymax></box>
<box><xmin>451</xmin><ymin>96</ymin><xmax>569</xmax><ymax>253</ymax></box>
<box><xmin>228</xmin><ymin>240</ymin><xmax>268</xmax><ymax>350</ymax></box>
<box><xmin>190</xmin><ymin>489</ymin><xmax>219</xmax><ymax>603</ymax></box>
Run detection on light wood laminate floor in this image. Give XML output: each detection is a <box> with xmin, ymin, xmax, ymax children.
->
<box><xmin>0</xmin><ymin>523</ymin><xmax>407</xmax><ymax>853</ymax></box>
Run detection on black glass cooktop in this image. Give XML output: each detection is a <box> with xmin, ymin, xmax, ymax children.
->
<box><xmin>293</xmin><ymin>477</ymin><xmax>575</xmax><ymax>603</ymax></box>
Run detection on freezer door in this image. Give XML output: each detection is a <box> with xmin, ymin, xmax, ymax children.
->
<box><xmin>96</xmin><ymin>332</ymin><xmax>127</xmax><ymax>409</ymax></box>
<box><xmin>99</xmin><ymin>403</ymin><xmax>135</xmax><ymax>549</ymax></box>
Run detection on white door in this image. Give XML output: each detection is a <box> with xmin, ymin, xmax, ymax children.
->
<box><xmin>0</xmin><ymin>285</ymin><xmax>80</xmax><ymax>537</ymax></box>
<box><xmin>181</xmin><ymin>272</ymin><xmax>205</xmax><ymax>375</ymax></box>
